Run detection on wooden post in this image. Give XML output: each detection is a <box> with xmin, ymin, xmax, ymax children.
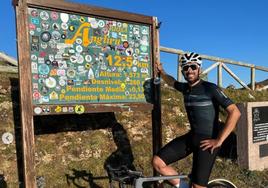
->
<box><xmin>217</xmin><ymin>62</ymin><xmax>222</xmax><ymax>88</ymax></box>
<box><xmin>14</xmin><ymin>1</ymin><xmax>37</xmax><ymax>187</ymax></box>
<box><xmin>251</xmin><ymin>66</ymin><xmax>255</xmax><ymax>90</ymax></box>
<box><xmin>152</xmin><ymin>17</ymin><xmax>162</xmax><ymax>175</ymax></box>
<box><xmin>177</xmin><ymin>54</ymin><xmax>182</xmax><ymax>82</ymax></box>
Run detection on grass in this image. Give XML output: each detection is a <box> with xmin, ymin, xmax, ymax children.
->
<box><xmin>0</xmin><ymin>73</ymin><xmax>268</xmax><ymax>187</ymax></box>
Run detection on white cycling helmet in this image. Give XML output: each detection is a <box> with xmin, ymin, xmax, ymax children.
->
<box><xmin>180</xmin><ymin>52</ymin><xmax>202</xmax><ymax>67</ymax></box>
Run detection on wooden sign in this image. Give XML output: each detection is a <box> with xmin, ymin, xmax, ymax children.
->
<box><xmin>14</xmin><ymin>0</ymin><xmax>161</xmax><ymax>187</ymax></box>
<box><xmin>237</xmin><ymin>102</ymin><xmax>268</xmax><ymax>170</ymax></box>
<box><xmin>18</xmin><ymin>0</ymin><xmax>157</xmax><ymax>116</ymax></box>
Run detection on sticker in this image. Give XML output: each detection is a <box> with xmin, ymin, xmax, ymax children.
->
<box><xmin>40</xmin><ymin>11</ymin><xmax>49</xmax><ymax>20</ymax></box>
<box><xmin>55</xmin><ymin>106</ymin><xmax>62</xmax><ymax>113</ymax></box>
<box><xmin>140</xmin><ymin>45</ymin><xmax>148</xmax><ymax>52</ymax></box>
<box><xmin>125</xmin><ymin>91</ymin><xmax>130</xmax><ymax>96</ymax></box>
<box><xmin>33</xmin><ymin>91</ymin><xmax>41</xmax><ymax>100</ymax></box>
<box><xmin>29</xmin><ymin>23</ymin><xmax>36</xmax><ymax>30</ymax></box>
<box><xmin>31</xmin><ymin>62</ymin><xmax>38</xmax><ymax>73</ymax></box>
<box><xmin>42</xmin><ymin>96</ymin><xmax>50</xmax><ymax>103</ymax></box>
<box><xmin>77</xmin><ymin>55</ymin><xmax>84</xmax><ymax>64</ymax></box>
<box><xmin>85</xmin><ymin>55</ymin><xmax>92</xmax><ymax>62</ymax></box>
<box><xmin>125</xmin><ymin>48</ymin><xmax>133</xmax><ymax>56</ymax></box>
<box><xmin>75</xmin><ymin>105</ymin><xmax>85</xmax><ymax>114</ymax></box>
<box><xmin>31</xmin><ymin>54</ymin><xmax>37</xmax><ymax>61</ymax></box>
<box><xmin>42</xmin><ymin>107</ymin><xmax>50</xmax><ymax>113</ymax></box>
<box><xmin>69</xmin><ymin>25</ymin><xmax>75</xmax><ymax>32</ymax></box>
<box><xmin>67</xmin><ymin>69</ymin><xmax>76</xmax><ymax>78</ymax></box>
<box><xmin>40</xmin><ymin>31</ymin><xmax>51</xmax><ymax>42</ymax></box>
<box><xmin>51</xmin><ymin>12</ymin><xmax>59</xmax><ymax>20</ymax></box>
<box><xmin>59</xmin><ymin>79</ymin><xmax>66</xmax><ymax>86</ymax></box>
<box><xmin>132</xmin><ymin>67</ymin><xmax>137</xmax><ymax>72</ymax></box>
<box><xmin>76</xmin><ymin>38</ymin><xmax>82</xmax><ymax>45</ymax></box>
<box><xmin>76</xmin><ymin>45</ymin><xmax>83</xmax><ymax>53</ymax></box>
<box><xmin>45</xmin><ymin>77</ymin><xmax>57</xmax><ymax>88</ymax></box>
<box><xmin>29</xmin><ymin>30</ymin><xmax>35</xmax><ymax>35</ymax></box>
<box><xmin>51</xmin><ymin>31</ymin><xmax>61</xmax><ymax>40</ymax></box>
<box><xmin>41</xmin><ymin>21</ymin><xmax>50</xmax><ymax>30</ymax></box>
<box><xmin>31</xmin><ymin>9</ymin><xmax>39</xmax><ymax>17</ymax></box>
<box><xmin>38</xmin><ymin>64</ymin><xmax>50</xmax><ymax>75</ymax></box>
<box><xmin>62</xmin><ymin>107</ymin><xmax>68</xmax><ymax>113</ymax></box>
<box><xmin>61</xmin><ymin>22</ymin><xmax>68</xmax><ymax>30</ymax></box>
<box><xmin>52</xmin><ymin>23</ymin><xmax>60</xmax><ymax>30</ymax></box>
<box><xmin>123</xmin><ymin>41</ymin><xmax>129</xmax><ymax>48</ymax></box>
<box><xmin>87</xmin><ymin>68</ymin><xmax>95</xmax><ymax>79</ymax></box>
<box><xmin>2</xmin><ymin>132</ymin><xmax>14</xmax><ymax>144</ymax></box>
<box><xmin>60</xmin><ymin>13</ymin><xmax>69</xmax><ymax>23</ymax></box>
<box><xmin>34</xmin><ymin>107</ymin><xmax>42</xmax><ymax>115</ymax></box>
<box><xmin>121</xmin><ymin>83</ymin><xmax>126</xmax><ymax>89</ymax></box>
<box><xmin>57</xmin><ymin>69</ymin><xmax>66</xmax><ymax>76</ymax></box>
<box><xmin>80</xmin><ymin>17</ymin><xmax>86</xmax><ymax>23</ymax></box>
<box><xmin>98</xmin><ymin>20</ymin><xmax>105</xmax><ymax>28</ymax></box>
<box><xmin>68</xmin><ymin>107</ymin><xmax>74</xmax><ymax>113</ymax></box>
<box><xmin>70</xmin><ymin>55</ymin><xmax>78</xmax><ymax>63</ymax></box>
<box><xmin>49</xmin><ymin>91</ymin><xmax>58</xmax><ymax>100</ymax></box>
<box><xmin>40</xmin><ymin>86</ymin><xmax>49</xmax><ymax>95</ymax></box>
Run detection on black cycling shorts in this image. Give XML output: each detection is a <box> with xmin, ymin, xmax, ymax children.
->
<box><xmin>156</xmin><ymin>131</ymin><xmax>220</xmax><ymax>187</ymax></box>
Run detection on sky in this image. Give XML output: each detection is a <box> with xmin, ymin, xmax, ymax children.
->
<box><xmin>0</xmin><ymin>0</ymin><xmax>267</xmax><ymax>87</ymax></box>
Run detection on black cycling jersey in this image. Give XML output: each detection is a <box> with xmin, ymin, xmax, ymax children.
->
<box><xmin>174</xmin><ymin>80</ymin><xmax>233</xmax><ymax>136</ymax></box>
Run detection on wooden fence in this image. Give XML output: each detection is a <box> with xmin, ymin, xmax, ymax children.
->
<box><xmin>1</xmin><ymin>47</ymin><xmax>268</xmax><ymax>90</ymax></box>
<box><xmin>160</xmin><ymin>46</ymin><xmax>268</xmax><ymax>90</ymax></box>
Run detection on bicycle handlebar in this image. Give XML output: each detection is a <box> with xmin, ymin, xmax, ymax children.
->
<box><xmin>106</xmin><ymin>165</ymin><xmax>143</xmax><ymax>183</ymax></box>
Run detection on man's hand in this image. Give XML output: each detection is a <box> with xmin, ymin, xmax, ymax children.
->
<box><xmin>200</xmin><ymin>139</ymin><xmax>222</xmax><ymax>154</ymax></box>
<box><xmin>156</xmin><ymin>62</ymin><xmax>164</xmax><ymax>74</ymax></box>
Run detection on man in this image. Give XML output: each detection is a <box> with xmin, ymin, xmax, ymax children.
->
<box><xmin>152</xmin><ymin>52</ymin><xmax>241</xmax><ymax>188</ymax></box>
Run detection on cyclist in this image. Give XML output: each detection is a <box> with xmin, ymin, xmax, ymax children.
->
<box><xmin>152</xmin><ymin>52</ymin><xmax>241</xmax><ymax>188</ymax></box>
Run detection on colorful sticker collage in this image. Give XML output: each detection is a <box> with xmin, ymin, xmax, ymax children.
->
<box><xmin>28</xmin><ymin>8</ymin><xmax>152</xmax><ymax>106</ymax></box>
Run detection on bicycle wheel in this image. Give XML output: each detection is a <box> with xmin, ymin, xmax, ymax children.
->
<box><xmin>208</xmin><ymin>178</ymin><xmax>237</xmax><ymax>188</ymax></box>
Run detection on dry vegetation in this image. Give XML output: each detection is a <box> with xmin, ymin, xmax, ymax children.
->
<box><xmin>0</xmin><ymin>73</ymin><xmax>268</xmax><ymax>187</ymax></box>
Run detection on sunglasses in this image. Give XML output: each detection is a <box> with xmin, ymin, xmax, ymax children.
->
<box><xmin>182</xmin><ymin>64</ymin><xmax>199</xmax><ymax>71</ymax></box>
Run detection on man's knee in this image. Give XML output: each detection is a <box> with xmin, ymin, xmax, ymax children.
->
<box><xmin>152</xmin><ymin>155</ymin><xmax>166</xmax><ymax>171</ymax></box>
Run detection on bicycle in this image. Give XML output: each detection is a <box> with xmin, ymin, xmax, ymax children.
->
<box><xmin>106</xmin><ymin>165</ymin><xmax>237</xmax><ymax>188</ymax></box>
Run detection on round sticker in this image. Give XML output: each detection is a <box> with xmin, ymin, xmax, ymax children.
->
<box><xmin>51</xmin><ymin>12</ymin><xmax>59</xmax><ymax>20</ymax></box>
<box><xmin>132</xmin><ymin>67</ymin><xmax>137</xmax><ymax>72</ymax></box>
<box><xmin>31</xmin><ymin>9</ymin><xmax>39</xmax><ymax>17</ymax></box>
<box><xmin>123</xmin><ymin>41</ymin><xmax>129</xmax><ymax>48</ymax></box>
<box><xmin>61</xmin><ymin>22</ymin><xmax>68</xmax><ymax>30</ymax></box>
<box><xmin>76</xmin><ymin>38</ymin><xmax>82</xmax><ymax>44</ymax></box>
<box><xmin>41</xmin><ymin>31</ymin><xmax>51</xmax><ymax>42</ymax></box>
<box><xmin>76</xmin><ymin>45</ymin><xmax>83</xmax><ymax>53</ymax></box>
<box><xmin>31</xmin><ymin>54</ymin><xmax>37</xmax><ymax>61</ymax></box>
<box><xmin>41</xmin><ymin>43</ymin><xmax>48</xmax><ymax>49</ymax></box>
<box><xmin>75</xmin><ymin>105</ymin><xmax>85</xmax><ymax>114</ymax></box>
<box><xmin>59</xmin><ymin>79</ymin><xmax>66</xmax><ymax>86</ymax></box>
<box><xmin>77</xmin><ymin>55</ymin><xmax>84</xmax><ymax>64</ymax></box>
<box><xmin>70</xmin><ymin>55</ymin><xmax>78</xmax><ymax>63</ymax></box>
<box><xmin>2</xmin><ymin>132</ymin><xmax>14</xmax><ymax>144</ymax></box>
<box><xmin>40</xmin><ymin>86</ymin><xmax>49</xmax><ymax>95</ymax></box>
<box><xmin>125</xmin><ymin>48</ymin><xmax>133</xmax><ymax>56</ymax></box>
<box><xmin>85</xmin><ymin>55</ymin><xmax>92</xmax><ymax>62</ymax></box>
<box><xmin>67</xmin><ymin>69</ymin><xmax>76</xmax><ymax>78</ymax></box>
<box><xmin>69</xmin><ymin>25</ymin><xmax>75</xmax><ymax>32</ymax></box>
<box><xmin>52</xmin><ymin>31</ymin><xmax>61</xmax><ymax>40</ymax></box>
<box><xmin>140</xmin><ymin>45</ymin><xmax>148</xmax><ymax>52</ymax></box>
<box><xmin>38</xmin><ymin>64</ymin><xmax>50</xmax><ymax>75</ymax></box>
<box><xmin>45</xmin><ymin>77</ymin><xmax>57</xmax><ymax>88</ymax></box>
<box><xmin>98</xmin><ymin>20</ymin><xmax>105</xmax><ymax>28</ymax></box>
<box><xmin>90</xmin><ymin>20</ymin><xmax>98</xmax><ymax>29</ymax></box>
<box><xmin>34</xmin><ymin>107</ymin><xmax>42</xmax><ymax>115</ymax></box>
<box><xmin>40</xmin><ymin>11</ymin><xmax>49</xmax><ymax>20</ymax></box>
<box><xmin>41</xmin><ymin>21</ymin><xmax>50</xmax><ymax>30</ymax></box>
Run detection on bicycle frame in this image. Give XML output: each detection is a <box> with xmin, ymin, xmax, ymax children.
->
<box><xmin>134</xmin><ymin>175</ymin><xmax>188</xmax><ymax>187</ymax></box>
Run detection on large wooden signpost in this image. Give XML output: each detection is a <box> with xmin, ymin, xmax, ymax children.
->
<box><xmin>13</xmin><ymin>0</ymin><xmax>161</xmax><ymax>187</ymax></box>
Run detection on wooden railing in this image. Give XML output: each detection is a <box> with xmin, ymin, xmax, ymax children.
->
<box><xmin>160</xmin><ymin>46</ymin><xmax>268</xmax><ymax>90</ymax></box>
<box><xmin>1</xmin><ymin>48</ymin><xmax>268</xmax><ymax>90</ymax></box>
